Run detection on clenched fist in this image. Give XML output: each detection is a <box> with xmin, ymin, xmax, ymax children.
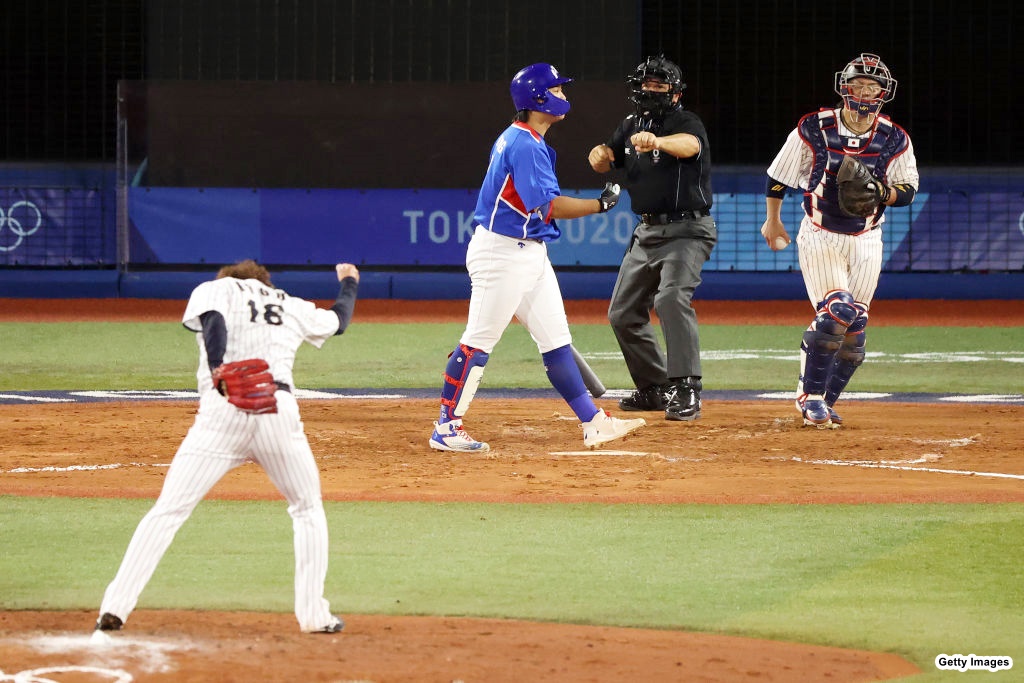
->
<box><xmin>588</xmin><ymin>144</ymin><xmax>616</xmax><ymax>172</ymax></box>
<box><xmin>335</xmin><ymin>263</ymin><xmax>360</xmax><ymax>282</ymax></box>
<box><xmin>630</xmin><ymin>131</ymin><xmax>659</xmax><ymax>153</ymax></box>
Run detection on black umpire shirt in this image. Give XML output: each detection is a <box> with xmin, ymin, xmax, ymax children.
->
<box><xmin>605</xmin><ymin>106</ymin><xmax>713</xmax><ymax>215</ymax></box>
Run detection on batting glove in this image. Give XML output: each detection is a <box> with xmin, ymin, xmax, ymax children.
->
<box><xmin>597</xmin><ymin>182</ymin><xmax>621</xmax><ymax>213</ymax></box>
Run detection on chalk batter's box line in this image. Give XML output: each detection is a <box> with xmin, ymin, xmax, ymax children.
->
<box><xmin>792</xmin><ymin>457</ymin><xmax>1024</xmax><ymax>480</ymax></box>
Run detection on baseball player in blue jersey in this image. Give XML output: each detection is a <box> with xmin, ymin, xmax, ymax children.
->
<box><xmin>95</xmin><ymin>260</ymin><xmax>358</xmax><ymax>635</ymax></box>
<box><xmin>760</xmin><ymin>53</ymin><xmax>919</xmax><ymax>428</ymax></box>
<box><xmin>429</xmin><ymin>62</ymin><xmax>646</xmax><ymax>452</ymax></box>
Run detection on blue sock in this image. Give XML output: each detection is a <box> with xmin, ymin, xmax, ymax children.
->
<box><xmin>542</xmin><ymin>345</ymin><xmax>599</xmax><ymax>422</ymax></box>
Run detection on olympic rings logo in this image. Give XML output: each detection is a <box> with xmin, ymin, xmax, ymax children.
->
<box><xmin>0</xmin><ymin>200</ymin><xmax>44</xmax><ymax>252</ymax></box>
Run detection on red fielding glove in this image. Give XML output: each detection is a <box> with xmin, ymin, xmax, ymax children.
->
<box><xmin>211</xmin><ymin>359</ymin><xmax>278</xmax><ymax>414</ymax></box>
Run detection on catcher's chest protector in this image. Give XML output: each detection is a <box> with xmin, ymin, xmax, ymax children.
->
<box><xmin>800</xmin><ymin>110</ymin><xmax>907</xmax><ymax>234</ymax></box>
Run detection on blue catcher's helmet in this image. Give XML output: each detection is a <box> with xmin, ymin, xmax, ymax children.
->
<box><xmin>510</xmin><ymin>63</ymin><xmax>572</xmax><ymax>117</ymax></box>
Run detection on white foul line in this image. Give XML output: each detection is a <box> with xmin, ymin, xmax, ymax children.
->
<box><xmin>791</xmin><ymin>457</ymin><xmax>1024</xmax><ymax>480</ymax></box>
<box><xmin>2</xmin><ymin>462</ymin><xmax>170</xmax><ymax>474</ymax></box>
<box><xmin>550</xmin><ymin>450</ymin><xmax>652</xmax><ymax>456</ymax></box>
<box><xmin>0</xmin><ymin>393</ymin><xmax>74</xmax><ymax>403</ymax></box>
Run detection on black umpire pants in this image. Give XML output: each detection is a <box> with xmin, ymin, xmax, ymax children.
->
<box><xmin>607</xmin><ymin>217</ymin><xmax>716</xmax><ymax>390</ymax></box>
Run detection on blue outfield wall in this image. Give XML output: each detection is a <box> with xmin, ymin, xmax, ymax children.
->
<box><xmin>1</xmin><ymin>166</ymin><xmax>1022</xmax><ymax>299</ymax></box>
<box><xmin>2</xmin><ymin>266</ymin><xmax>1020</xmax><ymax>302</ymax></box>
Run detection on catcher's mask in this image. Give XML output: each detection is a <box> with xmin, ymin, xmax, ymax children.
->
<box><xmin>835</xmin><ymin>53</ymin><xmax>897</xmax><ymax>116</ymax></box>
<box><xmin>510</xmin><ymin>63</ymin><xmax>572</xmax><ymax>117</ymax></box>
<box><xmin>628</xmin><ymin>55</ymin><xmax>686</xmax><ymax>120</ymax></box>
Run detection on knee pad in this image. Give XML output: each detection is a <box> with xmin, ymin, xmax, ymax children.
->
<box><xmin>846</xmin><ymin>304</ymin><xmax>868</xmax><ymax>333</ymax></box>
<box><xmin>440</xmin><ymin>344</ymin><xmax>489</xmax><ymax>420</ymax></box>
<box><xmin>816</xmin><ymin>290</ymin><xmax>859</xmax><ymax>330</ymax></box>
<box><xmin>803</xmin><ymin>291</ymin><xmax>859</xmax><ymax>356</ymax></box>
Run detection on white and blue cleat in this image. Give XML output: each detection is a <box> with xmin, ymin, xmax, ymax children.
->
<box><xmin>429</xmin><ymin>420</ymin><xmax>491</xmax><ymax>452</ymax></box>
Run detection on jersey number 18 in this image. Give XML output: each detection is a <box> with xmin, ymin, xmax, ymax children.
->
<box><xmin>247</xmin><ymin>301</ymin><xmax>284</xmax><ymax>325</ymax></box>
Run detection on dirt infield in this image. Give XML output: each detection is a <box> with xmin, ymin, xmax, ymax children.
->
<box><xmin>2</xmin><ymin>298</ymin><xmax>1022</xmax><ymax>682</ymax></box>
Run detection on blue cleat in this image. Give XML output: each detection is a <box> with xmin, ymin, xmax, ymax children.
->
<box><xmin>796</xmin><ymin>395</ymin><xmax>833</xmax><ymax>429</ymax></box>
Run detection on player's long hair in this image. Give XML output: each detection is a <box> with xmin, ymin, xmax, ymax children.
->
<box><xmin>217</xmin><ymin>259</ymin><xmax>273</xmax><ymax>287</ymax></box>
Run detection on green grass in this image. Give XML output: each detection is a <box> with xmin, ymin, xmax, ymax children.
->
<box><xmin>1</xmin><ymin>496</ymin><xmax>1021</xmax><ymax>681</ymax></box>
<box><xmin>2</xmin><ymin>321</ymin><xmax>1021</xmax><ymax>393</ymax></box>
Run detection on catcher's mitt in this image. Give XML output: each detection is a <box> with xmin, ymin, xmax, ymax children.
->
<box><xmin>836</xmin><ymin>155</ymin><xmax>881</xmax><ymax>218</ymax></box>
<box><xmin>212</xmin><ymin>359</ymin><xmax>278</xmax><ymax>414</ymax></box>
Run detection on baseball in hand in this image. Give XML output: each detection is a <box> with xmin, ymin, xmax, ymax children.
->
<box><xmin>772</xmin><ymin>236</ymin><xmax>790</xmax><ymax>250</ymax></box>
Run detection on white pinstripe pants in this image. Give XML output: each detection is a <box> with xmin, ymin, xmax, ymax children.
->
<box><xmin>796</xmin><ymin>218</ymin><xmax>884</xmax><ymax>308</ymax></box>
<box><xmin>99</xmin><ymin>390</ymin><xmax>334</xmax><ymax>631</ymax></box>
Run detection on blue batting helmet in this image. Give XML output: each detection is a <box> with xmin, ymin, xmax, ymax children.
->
<box><xmin>510</xmin><ymin>63</ymin><xmax>572</xmax><ymax>117</ymax></box>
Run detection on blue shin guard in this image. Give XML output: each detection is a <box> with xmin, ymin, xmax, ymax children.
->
<box><xmin>799</xmin><ymin>291</ymin><xmax>859</xmax><ymax>396</ymax></box>
<box><xmin>439</xmin><ymin>343</ymin><xmax>489</xmax><ymax>423</ymax></box>
<box><xmin>543</xmin><ymin>345</ymin><xmax>599</xmax><ymax>422</ymax></box>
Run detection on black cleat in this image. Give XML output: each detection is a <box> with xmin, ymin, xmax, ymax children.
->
<box><xmin>665</xmin><ymin>378</ymin><xmax>702</xmax><ymax>421</ymax></box>
<box><xmin>618</xmin><ymin>384</ymin><xmax>669</xmax><ymax>412</ymax></box>
<box><xmin>309</xmin><ymin>615</ymin><xmax>345</xmax><ymax>633</ymax></box>
<box><xmin>95</xmin><ymin>613</ymin><xmax>123</xmax><ymax>631</ymax></box>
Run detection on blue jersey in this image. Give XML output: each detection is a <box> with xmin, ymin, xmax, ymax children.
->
<box><xmin>473</xmin><ymin>122</ymin><xmax>562</xmax><ymax>242</ymax></box>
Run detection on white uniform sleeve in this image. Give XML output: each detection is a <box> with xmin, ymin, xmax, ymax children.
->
<box><xmin>884</xmin><ymin>137</ymin><xmax>920</xmax><ymax>190</ymax></box>
<box><xmin>290</xmin><ymin>296</ymin><xmax>341</xmax><ymax>349</ymax></box>
<box><xmin>766</xmin><ymin>127</ymin><xmax>812</xmax><ymax>190</ymax></box>
<box><xmin>182</xmin><ymin>280</ymin><xmax>231</xmax><ymax>331</ymax></box>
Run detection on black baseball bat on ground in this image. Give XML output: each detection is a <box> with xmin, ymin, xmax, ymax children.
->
<box><xmin>571</xmin><ymin>345</ymin><xmax>607</xmax><ymax>398</ymax></box>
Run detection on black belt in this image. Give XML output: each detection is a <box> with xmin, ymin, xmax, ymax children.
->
<box><xmin>640</xmin><ymin>209</ymin><xmax>708</xmax><ymax>225</ymax></box>
<box><xmin>275</xmin><ymin>381</ymin><xmax>291</xmax><ymax>393</ymax></box>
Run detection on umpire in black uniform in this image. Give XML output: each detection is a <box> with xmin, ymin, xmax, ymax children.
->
<box><xmin>588</xmin><ymin>55</ymin><xmax>716</xmax><ymax>421</ymax></box>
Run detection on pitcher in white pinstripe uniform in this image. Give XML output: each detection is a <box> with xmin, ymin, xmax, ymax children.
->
<box><xmin>95</xmin><ymin>260</ymin><xmax>358</xmax><ymax>634</ymax></box>
<box><xmin>760</xmin><ymin>53</ymin><xmax>919</xmax><ymax>428</ymax></box>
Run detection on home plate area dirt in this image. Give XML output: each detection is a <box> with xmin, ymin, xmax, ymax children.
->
<box><xmin>1</xmin><ymin>298</ymin><xmax>1022</xmax><ymax>681</ymax></box>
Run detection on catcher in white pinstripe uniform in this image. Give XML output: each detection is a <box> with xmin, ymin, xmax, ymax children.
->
<box><xmin>760</xmin><ymin>53</ymin><xmax>920</xmax><ymax>428</ymax></box>
<box><xmin>95</xmin><ymin>260</ymin><xmax>358</xmax><ymax>634</ymax></box>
